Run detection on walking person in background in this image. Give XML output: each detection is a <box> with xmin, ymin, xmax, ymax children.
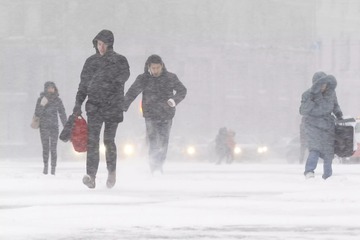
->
<box><xmin>226</xmin><ymin>129</ymin><xmax>236</xmax><ymax>163</ymax></box>
<box><xmin>34</xmin><ymin>81</ymin><xmax>67</xmax><ymax>175</ymax></box>
<box><xmin>215</xmin><ymin>127</ymin><xmax>229</xmax><ymax>164</ymax></box>
<box><xmin>300</xmin><ymin>72</ymin><xmax>343</xmax><ymax>180</ymax></box>
<box><xmin>72</xmin><ymin>29</ymin><xmax>130</xmax><ymax>189</ymax></box>
<box><xmin>123</xmin><ymin>54</ymin><xmax>187</xmax><ymax>173</ymax></box>
<box><xmin>215</xmin><ymin>127</ymin><xmax>236</xmax><ymax>164</ymax></box>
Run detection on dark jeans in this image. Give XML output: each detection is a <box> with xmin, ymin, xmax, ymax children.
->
<box><xmin>40</xmin><ymin>126</ymin><xmax>59</xmax><ymax>167</ymax></box>
<box><xmin>145</xmin><ymin>118</ymin><xmax>172</xmax><ymax>170</ymax></box>
<box><xmin>87</xmin><ymin>114</ymin><xmax>119</xmax><ymax>178</ymax></box>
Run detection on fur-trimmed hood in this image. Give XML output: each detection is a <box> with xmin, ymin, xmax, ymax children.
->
<box><xmin>311</xmin><ymin>72</ymin><xmax>337</xmax><ymax>93</ymax></box>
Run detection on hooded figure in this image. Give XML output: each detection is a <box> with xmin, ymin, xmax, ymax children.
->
<box><xmin>72</xmin><ymin>29</ymin><xmax>130</xmax><ymax>189</ymax></box>
<box><xmin>34</xmin><ymin>81</ymin><xmax>67</xmax><ymax>175</ymax></box>
<box><xmin>74</xmin><ymin>30</ymin><xmax>130</xmax><ymax>122</ymax></box>
<box><xmin>123</xmin><ymin>54</ymin><xmax>187</xmax><ymax>172</ymax></box>
<box><xmin>300</xmin><ymin>72</ymin><xmax>343</xmax><ymax>179</ymax></box>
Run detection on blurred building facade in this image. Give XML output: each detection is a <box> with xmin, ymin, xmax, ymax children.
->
<box><xmin>0</xmin><ymin>0</ymin><xmax>359</xmax><ymax>158</ymax></box>
<box><xmin>314</xmin><ymin>0</ymin><xmax>360</xmax><ymax>118</ymax></box>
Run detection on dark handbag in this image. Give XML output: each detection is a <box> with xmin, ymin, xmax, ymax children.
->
<box><xmin>59</xmin><ymin>114</ymin><xmax>76</xmax><ymax>142</ymax></box>
<box><xmin>334</xmin><ymin>124</ymin><xmax>355</xmax><ymax>158</ymax></box>
<box><xmin>30</xmin><ymin>115</ymin><xmax>40</xmax><ymax>129</ymax></box>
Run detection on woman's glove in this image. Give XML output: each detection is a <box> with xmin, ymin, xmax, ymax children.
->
<box><xmin>167</xmin><ymin>99</ymin><xmax>176</xmax><ymax>107</ymax></box>
<box><xmin>40</xmin><ymin>97</ymin><xmax>48</xmax><ymax>106</ymax></box>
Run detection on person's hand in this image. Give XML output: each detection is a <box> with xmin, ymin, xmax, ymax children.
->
<box><xmin>167</xmin><ymin>99</ymin><xmax>176</xmax><ymax>107</ymax></box>
<box><xmin>40</xmin><ymin>97</ymin><xmax>48</xmax><ymax>106</ymax></box>
<box><xmin>336</xmin><ymin>114</ymin><xmax>343</xmax><ymax>120</ymax></box>
<box><xmin>311</xmin><ymin>92</ymin><xmax>322</xmax><ymax>103</ymax></box>
<box><xmin>73</xmin><ymin>104</ymin><xmax>82</xmax><ymax>116</ymax></box>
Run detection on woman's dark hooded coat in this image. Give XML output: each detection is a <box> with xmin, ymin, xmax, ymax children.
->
<box><xmin>35</xmin><ymin>81</ymin><xmax>67</xmax><ymax>130</ymax></box>
<box><xmin>299</xmin><ymin>72</ymin><xmax>343</xmax><ymax>160</ymax></box>
<box><xmin>74</xmin><ymin>30</ymin><xmax>130</xmax><ymax>122</ymax></box>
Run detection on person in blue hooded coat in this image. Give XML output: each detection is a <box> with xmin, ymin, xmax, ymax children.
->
<box><xmin>72</xmin><ymin>30</ymin><xmax>130</xmax><ymax>189</ymax></box>
<box><xmin>34</xmin><ymin>81</ymin><xmax>67</xmax><ymax>175</ymax></box>
<box><xmin>300</xmin><ymin>72</ymin><xmax>343</xmax><ymax>179</ymax></box>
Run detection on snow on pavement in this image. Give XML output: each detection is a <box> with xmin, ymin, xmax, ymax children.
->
<box><xmin>1</xmin><ymin>159</ymin><xmax>360</xmax><ymax>239</ymax></box>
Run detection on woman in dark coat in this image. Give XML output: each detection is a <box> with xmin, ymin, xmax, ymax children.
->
<box><xmin>300</xmin><ymin>72</ymin><xmax>343</xmax><ymax>179</ymax></box>
<box><xmin>34</xmin><ymin>81</ymin><xmax>67</xmax><ymax>175</ymax></box>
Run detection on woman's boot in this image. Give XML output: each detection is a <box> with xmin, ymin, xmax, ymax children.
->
<box><xmin>43</xmin><ymin>164</ymin><xmax>48</xmax><ymax>175</ymax></box>
<box><xmin>51</xmin><ymin>166</ymin><xmax>56</xmax><ymax>175</ymax></box>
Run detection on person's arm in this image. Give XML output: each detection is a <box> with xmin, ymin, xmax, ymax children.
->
<box><xmin>57</xmin><ymin>98</ymin><xmax>67</xmax><ymax>127</ymax></box>
<box><xmin>34</xmin><ymin>98</ymin><xmax>41</xmax><ymax>116</ymax></box>
<box><xmin>167</xmin><ymin>74</ymin><xmax>187</xmax><ymax>107</ymax></box>
<box><xmin>299</xmin><ymin>91</ymin><xmax>326</xmax><ymax>117</ymax></box>
<box><xmin>116</xmin><ymin>55</ymin><xmax>130</xmax><ymax>84</ymax></box>
<box><xmin>35</xmin><ymin>97</ymin><xmax>47</xmax><ymax>117</ymax></box>
<box><xmin>123</xmin><ymin>75</ymin><xmax>145</xmax><ymax>111</ymax></box>
<box><xmin>73</xmin><ymin>57</ymin><xmax>94</xmax><ymax>115</ymax></box>
<box><xmin>332</xmin><ymin>92</ymin><xmax>343</xmax><ymax>119</ymax></box>
<box><xmin>299</xmin><ymin>91</ymin><xmax>315</xmax><ymax>116</ymax></box>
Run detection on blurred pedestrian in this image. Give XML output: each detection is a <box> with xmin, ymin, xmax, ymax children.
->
<box><xmin>215</xmin><ymin>127</ymin><xmax>229</xmax><ymax>164</ymax></box>
<box><xmin>226</xmin><ymin>129</ymin><xmax>236</xmax><ymax>163</ymax></box>
<box><xmin>34</xmin><ymin>81</ymin><xmax>67</xmax><ymax>175</ymax></box>
<box><xmin>300</xmin><ymin>72</ymin><xmax>343</xmax><ymax>179</ymax></box>
<box><xmin>72</xmin><ymin>29</ymin><xmax>130</xmax><ymax>188</ymax></box>
<box><xmin>123</xmin><ymin>54</ymin><xmax>187</xmax><ymax>173</ymax></box>
<box><xmin>215</xmin><ymin>127</ymin><xmax>235</xmax><ymax>164</ymax></box>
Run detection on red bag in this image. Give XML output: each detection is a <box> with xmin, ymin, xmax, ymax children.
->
<box><xmin>71</xmin><ymin>115</ymin><xmax>88</xmax><ymax>152</ymax></box>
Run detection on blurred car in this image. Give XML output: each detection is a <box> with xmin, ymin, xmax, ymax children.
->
<box><xmin>168</xmin><ymin>135</ymin><xmax>214</xmax><ymax>161</ymax></box>
<box><xmin>232</xmin><ymin>134</ymin><xmax>269</xmax><ymax>161</ymax></box>
<box><xmin>271</xmin><ymin>135</ymin><xmax>307</xmax><ymax>164</ymax></box>
<box><xmin>116</xmin><ymin>136</ymin><xmax>147</xmax><ymax>160</ymax></box>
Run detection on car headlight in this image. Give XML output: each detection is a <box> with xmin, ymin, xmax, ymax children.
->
<box><xmin>100</xmin><ymin>144</ymin><xmax>106</xmax><ymax>155</ymax></box>
<box><xmin>257</xmin><ymin>146</ymin><xmax>268</xmax><ymax>154</ymax></box>
<box><xmin>234</xmin><ymin>146</ymin><xmax>242</xmax><ymax>155</ymax></box>
<box><xmin>186</xmin><ymin>146</ymin><xmax>196</xmax><ymax>156</ymax></box>
<box><xmin>123</xmin><ymin>144</ymin><xmax>135</xmax><ymax>156</ymax></box>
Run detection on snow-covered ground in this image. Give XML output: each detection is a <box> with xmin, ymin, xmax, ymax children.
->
<box><xmin>1</xmin><ymin>158</ymin><xmax>360</xmax><ymax>239</ymax></box>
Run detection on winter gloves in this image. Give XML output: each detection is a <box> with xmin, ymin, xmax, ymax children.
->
<box><xmin>167</xmin><ymin>98</ymin><xmax>176</xmax><ymax>107</ymax></box>
<box><xmin>335</xmin><ymin>112</ymin><xmax>343</xmax><ymax>120</ymax></box>
<box><xmin>40</xmin><ymin>96</ymin><xmax>48</xmax><ymax>106</ymax></box>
